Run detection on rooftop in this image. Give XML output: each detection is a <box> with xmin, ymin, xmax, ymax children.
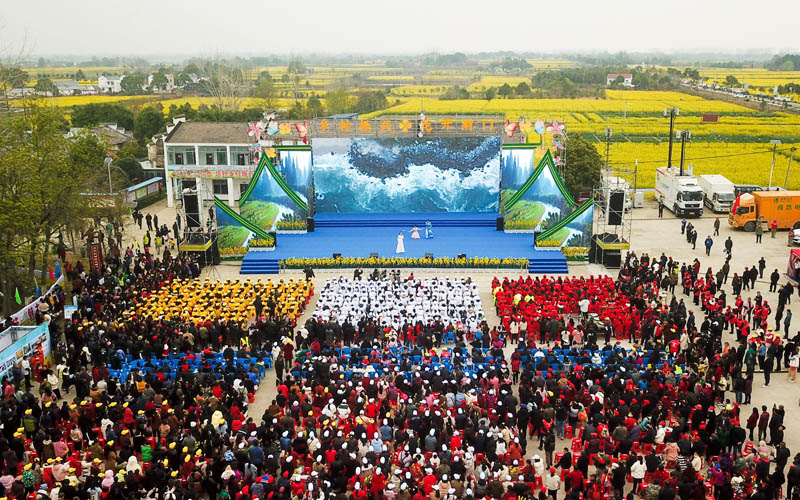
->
<box><xmin>165</xmin><ymin>121</ymin><xmax>251</xmax><ymax>144</ymax></box>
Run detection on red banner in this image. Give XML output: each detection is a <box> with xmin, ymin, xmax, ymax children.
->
<box><xmin>89</xmin><ymin>243</ymin><xmax>103</xmax><ymax>272</ymax></box>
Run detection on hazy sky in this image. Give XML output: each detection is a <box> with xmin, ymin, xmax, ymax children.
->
<box><xmin>2</xmin><ymin>0</ymin><xmax>799</xmax><ymax>57</ymax></box>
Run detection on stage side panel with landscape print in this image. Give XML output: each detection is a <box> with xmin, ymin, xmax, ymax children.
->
<box><xmin>502</xmin><ymin>149</ymin><xmax>570</xmax><ymax>230</ymax></box>
<box><xmin>312</xmin><ymin>137</ymin><xmax>501</xmax><ymax>213</ymax></box>
<box><xmin>241</xmin><ymin>150</ymin><xmax>312</xmax><ymax>231</ymax></box>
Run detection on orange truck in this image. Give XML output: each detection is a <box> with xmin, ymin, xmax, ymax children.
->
<box><xmin>728</xmin><ymin>190</ymin><xmax>800</xmax><ymax>231</ymax></box>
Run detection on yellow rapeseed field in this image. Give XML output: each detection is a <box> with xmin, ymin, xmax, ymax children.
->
<box><xmin>467</xmin><ymin>76</ymin><xmax>531</xmax><ymax>91</ymax></box>
<box><xmin>598</xmin><ymin>141</ymin><xmax>800</xmax><ymax>188</ymax></box>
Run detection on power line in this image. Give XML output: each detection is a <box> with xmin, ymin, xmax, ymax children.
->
<box><xmin>607</xmin><ymin>145</ymin><xmax>798</xmax><ymax>166</ymax></box>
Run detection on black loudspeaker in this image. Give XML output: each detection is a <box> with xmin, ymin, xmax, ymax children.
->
<box><xmin>210</xmin><ymin>238</ymin><xmax>220</xmax><ymax>265</ymax></box>
<box><xmin>603</xmin><ymin>250</ymin><xmax>622</xmax><ymax>269</ymax></box>
<box><xmin>306</xmin><ymin>217</ymin><xmax>314</xmax><ymax>232</ymax></box>
<box><xmin>425</xmin><ymin>253</ymin><xmax>434</xmax><ymax>259</ymax></box>
<box><xmin>370</xmin><ymin>252</ymin><xmax>378</xmax><ymax>258</ymax></box>
<box><xmin>184</xmin><ymin>194</ymin><xmax>200</xmax><ymax>228</ymax></box>
<box><xmin>496</xmin><ymin>216</ymin><xmax>505</xmax><ymax>231</ymax></box>
<box><xmin>458</xmin><ymin>253</ymin><xmax>467</xmax><ymax>259</ymax></box>
<box><xmin>333</xmin><ymin>253</ymin><xmax>342</xmax><ymax>259</ymax></box>
<box><xmin>607</xmin><ymin>191</ymin><xmax>624</xmax><ymax>225</ymax></box>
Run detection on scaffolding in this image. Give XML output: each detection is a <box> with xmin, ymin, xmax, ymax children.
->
<box><xmin>591</xmin><ymin>162</ymin><xmax>637</xmax><ymax>268</ymax></box>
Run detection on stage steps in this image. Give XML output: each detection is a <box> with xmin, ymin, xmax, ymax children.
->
<box><xmin>240</xmin><ymin>253</ymin><xmax>280</xmax><ymax>275</ymax></box>
<box><xmin>528</xmin><ymin>252</ymin><xmax>568</xmax><ymax>274</ymax></box>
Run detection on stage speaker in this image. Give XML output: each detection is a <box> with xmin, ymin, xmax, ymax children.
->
<box><xmin>210</xmin><ymin>238</ymin><xmax>220</xmax><ymax>265</ymax></box>
<box><xmin>333</xmin><ymin>253</ymin><xmax>342</xmax><ymax>259</ymax></box>
<box><xmin>425</xmin><ymin>253</ymin><xmax>433</xmax><ymax>259</ymax></box>
<box><xmin>370</xmin><ymin>252</ymin><xmax>379</xmax><ymax>258</ymax></box>
<box><xmin>603</xmin><ymin>250</ymin><xmax>622</xmax><ymax>269</ymax></box>
<box><xmin>458</xmin><ymin>253</ymin><xmax>467</xmax><ymax>259</ymax></box>
<box><xmin>306</xmin><ymin>217</ymin><xmax>314</xmax><ymax>232</ymax></box>
<box><xmin>496</xmin><ymin>216</ymin><xmax>505</xmax><ymax>231</ymax></box>
<box><xmin>184</xmin><ymin>194</ymin><xmax>201</xmax><ymax>228</ymax></box>
<box><xmin>607</xmin><ymin>191</ymin><xmax>624</xmax><ymax>225</ymax></box>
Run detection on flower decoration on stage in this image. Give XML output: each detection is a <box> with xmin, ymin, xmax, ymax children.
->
<box><xmin>533</xmin><ymin>119</ymin><xmax>546</xmax><ymax>135</ymax></box>
<box><xmin>248</xmin><ymin>144</ymin><xmax>261</xmax><ymax>153</ymax></box>
<box><xmin>504</xmin><ymin>120</ymin><xmax>519</xmax><ymax>138</ymax></box>
<box><xmin>247</xmin><ymin>122</ymin><xmax>265</xmax><ymax>140</ymax></box>
<box><xmin>519</xmin><ymin>121</ymin><xmax>532</xmax><ymax>133</ymax></box>
<box><xmin>553</xmin><ymin>139</ymin><xmax>565</xmax><ymax>150</ymax></box>
<box><xmin>266</xmin><ymin>119</ymin><xmax>279</xmax><ymax>136</ymax></box>
<box><xmin>295</xmin><ymin>122</ymin><xmax>309</xmax><ymax>144</ymax></box>
<box><xmin>278</xmin><ymin>123</ymin><xmax>292</xmax><ymax>135</ymax></box>
<box><xmin>554</xmin><ymin>155</ymin><xmax>563</xmax><ymax>165</ymax></box>
<box><xmin>546</xmin><ymin>120</ymin><xmax>566</xmax><ymax>136</ymax></box>
<box><xmin>248</xmin><ymin>143</ymin><xmax>261</xmax><ymax>165</ymax></box>
<box><xmin>399</xmin><ymin>119</ymin><xmax>413</xmax><ymax>132</ymax></box>
<box><xmin>263</xmin><ymin>147</ymin><xmax>276</xmax><ymax>158</ymax></box>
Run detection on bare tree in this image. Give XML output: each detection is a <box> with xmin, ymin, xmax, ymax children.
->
<box><xmin>200</xmin><ymin>59</ymin><xmax>250</xmax><ymax>112</ymax></box>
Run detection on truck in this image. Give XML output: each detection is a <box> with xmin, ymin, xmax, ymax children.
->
<box><xmin>654</xmin><ymin>167</ymin><xmax>704</xmax><ymax>217</ymax></box>
<box><xmin>698</xmin><ymin>174</ymin><xmax>736</xmax><ymax>213</ymax></box>
<box><xmin>600</xmin><ymin>175</ymin><xmax>632</xmax><ymax>212</ymax></box>
<box><xmin>728</xmin><ymin>190</ymin><xmax>800</xmax><ymax>232</ymax></box>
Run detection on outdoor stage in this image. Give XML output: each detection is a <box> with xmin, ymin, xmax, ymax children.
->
<box><xmin>240</xmin><ymin>213</ymin><xmax>567</xmax><ymax>274</ymax></box>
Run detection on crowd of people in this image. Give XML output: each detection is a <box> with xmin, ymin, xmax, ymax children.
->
<box><xmin>0</xmin><ymin>212</ymin><xmax>799</xmax><ymax>500</ymax></box>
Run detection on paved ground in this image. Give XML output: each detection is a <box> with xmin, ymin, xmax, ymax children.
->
<box><xmin>119</xmin><ymin>199</ymin><xmax>800</xmax><ymax>458</ymax></box>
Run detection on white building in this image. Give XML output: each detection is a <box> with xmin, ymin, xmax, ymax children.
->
<box><xmin>163</xmin><ymin>120</ymin><xmax>300</xmax><ymax>227</ymax></box>
<box><xmin>606</xmin><ymin>73</ymin><xmax>634</xmax><ymax>87</ymax></box>
<box><xmin>98</xmin><ymin>75</ymin><xmax>124</xmax><ymax>93</ymax></box>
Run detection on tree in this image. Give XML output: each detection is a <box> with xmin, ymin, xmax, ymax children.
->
<box><xmin>485</xmin><ymin>87</ymin><xmax>496</xmax><ymax>100</ymax></box>
<box><xmin>34</xmin><ymin>77</ymin><xmax>58</xmax><ymax>96</ymax></box>
<box><xmin>149</xmin><ymin>71</ymin><xmax>169</xmax><ymax>92</ymax></box>
<box><xmin>306</xmin><ymin>95</ymin><xmax>324</xmax><ymax>117</ymax></box>
<box><xmin>200</xmin><ymin>60</ymin><xmax>248</xmax><ymax>112</ymax></box>
<box><xmin>515</xmin><ymin>81</ymin><xmax>531</xmax><ymax>96</ymax></box>
<box><xmin>497</xmin><ymin>83</ymin><xmax>513</xmax><ymax>98</ymax></box>
<box><xmin>116</xmin><ymin>140</ymin><xmax>147</xmax><ymax>159</ymax></box>
<box><xmin>252</xmin><ymin>78</ymin><xmax>276</xmax><ymax>109</ymax></box>
<box><xmin>134</xmin><ymin>107</ymin><xmax>166</xmax><ymax>142</ymax></box>
<box><xmin>725</xmin><ymin>75</ymin><xmax>739</xmax><ymax>86</ymax></box>
<box><xmin>563</xmin><ymin>133</ymin><xmax>602</xmax><ymax>198</ymax></box>
<box><xmin>114</xmin><ymin>157</ymin><xmax>144</xmax><ymax>183</ymax></box>
<box><xmin>0</xmin><ymin>104</ymin><xmax>101</xmax><ymax>314</ymax></box>
<box><xmin>325</xmin><ymin>88</ymin><xmax>351</xmax><ymax>115</ymax></box>
<box><xmin>354</xmin><ymin>91</ymin><xmax>388</xmax><ymax>114</ymax></box>
<box><xmin>75</xmin><ymin>69</ymin><xmax>87</xmax><ymax>80</ymax></box>
<box><xmin>70</xmin><ymin>103</ymin><xmax>134</xmax><ymax>130</ymax></box>
<box><xmin>121</xmin><ymin>72</ymin><xmax>148</xmax><ymax>94</ymax></box>
<box><xmin>0</xmin><ymin>64</ymin><xmax>28</xmax><ymax>108</ymax></box>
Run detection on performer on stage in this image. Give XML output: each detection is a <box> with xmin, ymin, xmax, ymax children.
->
<box><xmin>396</xmin><ymin>231</ymin><xmax>405</xmax><ymax>254</ymax></box>
<box><xmin>425</xmin><ymin>219</ymin><xmax>433</xmax><ymax>239</ymax></box>
<box><xmin>410</xmin><ymin>225</ymin><xmax>420</xmax><ymax>239</ymax></box>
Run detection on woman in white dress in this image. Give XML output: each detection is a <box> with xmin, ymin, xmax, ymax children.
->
<box><xmin>396</xmin><ymin>231</ymin><xmax>405</xmax><ymax>254</ymax></box>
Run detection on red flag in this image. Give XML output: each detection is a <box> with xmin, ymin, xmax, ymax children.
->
<box><xmin>731</xmin><ymin>193</ymin><xmax>741</xmax><ymax>214</ymax></box>
<box><xmin>48</xmin><ymin>266</ymin><xmax>55</xmax><ymax>280</ymax></box>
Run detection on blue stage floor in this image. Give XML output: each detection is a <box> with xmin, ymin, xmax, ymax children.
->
<box><xmin>240</xmin><ymin>213</ymin><xmax>568</xmax><ymax>274</ymax></box>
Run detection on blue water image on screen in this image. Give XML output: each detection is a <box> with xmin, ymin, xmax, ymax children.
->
<box><xmin>312</xmin><ymin>137</ymin><xmax>500</xmax><ymax>213</ymax></box>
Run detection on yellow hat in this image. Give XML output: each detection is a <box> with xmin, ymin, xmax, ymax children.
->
<box><xmin>24</xmin><ymin>463</ymin><xmax>32</xmax><ymax>470</ymax></box>
<box><xmin>171</xmin><ymin>471</ymin><xmax>179</xmax><ymax>477</ymax></box>
<box><xmin>195</xmin><ymin>449</ymin><xmax>202</xmax><ymax>457</ymax></box>
<box><xmin>25</xmin><ymin>409</ymin><xmax>32</xmax><ymax>415</ymax></box>
<box><xmin>182</xmin><ymin>446</ymin><xmax>188</xmax><ymax>453</ymax></box>
<box><xmin>184</xmin><ymin>455</ymin><xmax>191</xmax><ymax>462</ymax></box>
<box><xmin>169</xmin><ymin>442</ymin><xmax>176</xmax><ymax>449</ymax></box>
<box><xmin>107</xmin><ymin>440</ymin><xmax>114</xmax><ymax>446</ymax></box>
<box><xmin>122</xmin><ymin>429</ymin><xmax>129</xmax><ymax>435</ymax></box>
<box><xmin>163</xmin><ymin>459</ymin><xmax>169</xmax><ymax>466</ymax></box>
<box><xmin>109</xmin><ymin>402</ymin><xmax>117</xmax><ymax>408</ymax></box>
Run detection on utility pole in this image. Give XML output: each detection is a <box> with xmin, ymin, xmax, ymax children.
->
<box><xmin>769</xmin><ymin>139</ymin><xmax>781</xmax><ymax>189</ymax></box>
<box><xmin>678</xmin><ymin>130</ymin><xmax>691</xmax><ymax>176</ymax></box>
<box><xmin>604</xmin><ymin>127</ymin><xmax>612</xmax><ymax>169</ymax></box>
<box><xmin>104</xmin><ymin>157</ymin><xmax>113</xmax><ymax>194</ymax></box>
<box><xmin>664</xmin><ymin>107</ymin><xmax>679</xmax><ymax>168</ymax></box>
<box><xmin>785</xmin><ymin>147</ymin><xmax>797</xmax><ymax>190</ymax></box>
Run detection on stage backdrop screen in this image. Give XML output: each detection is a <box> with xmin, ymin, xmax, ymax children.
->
<box><xmin>312</xmin><ymin>137</ymin><xmax>501</xmax><ymax>213</ymax></box>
